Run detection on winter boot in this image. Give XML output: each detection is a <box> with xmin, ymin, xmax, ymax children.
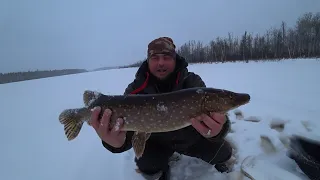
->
<box><xmin>138</xmin><ymin>170</ymin><xmax>164</xmax><ymax>180</ymax></box>
<box><xmin>215</xmin><ymin>155</ymin><xmax>237</xmax><ymax>173</ymax></box>
<box><xmin>137</xmin><ymin>167</ymin><xmax>170</xmax><ymax>180</ymax></box>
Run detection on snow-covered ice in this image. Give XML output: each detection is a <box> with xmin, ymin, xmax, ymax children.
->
<box><xmin>0</xmin><ymin>58</ymin><xmax>319</xmax><ymax>180</ymax></box>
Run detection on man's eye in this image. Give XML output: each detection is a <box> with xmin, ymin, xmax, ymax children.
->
<box><xmin>164</xmin><ymin>56</ymin><xmax>171</xmax><ymax>60</ymax></box>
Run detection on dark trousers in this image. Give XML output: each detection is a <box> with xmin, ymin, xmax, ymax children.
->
<box><xmin>135</xmin><ymin>136</ymin><xmax>233</xmax><ymax>175</ymax></box>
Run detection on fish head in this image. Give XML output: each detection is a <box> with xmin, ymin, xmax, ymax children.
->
<box><xmin>196</xmin><ymin>88</ymin><xmax>251</xmax><ymax>113</ymax></box>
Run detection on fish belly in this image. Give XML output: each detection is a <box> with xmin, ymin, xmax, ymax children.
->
<box><xmin>110</xmin><ymin>100</ymin><xmax>198</xmax><ymax>133</ymax></box>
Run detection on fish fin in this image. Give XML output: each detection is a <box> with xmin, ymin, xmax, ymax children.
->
<box><xmin>132</xmin><ymin>132</ymin><xmax>149</xmax><ymax>159</ymax></box>
<box><xmin>83</xmin><ymin>90</ymin><xmax>102</xmax><ymax>107</ymax></box>
<box><xmin>146</xmin><ymin>133</ymin><xmax>151</xmax><ymax>140</ymax></box>
<box><xmin>58</xmin><ymin>108</ymin><xmax>89</xmax><ymax>141</ymax></box>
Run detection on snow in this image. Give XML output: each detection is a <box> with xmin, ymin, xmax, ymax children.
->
<box><xmin>1</xmin><ymin>58</ymin><xmax>320</xmax><ymax>180</ymax></box>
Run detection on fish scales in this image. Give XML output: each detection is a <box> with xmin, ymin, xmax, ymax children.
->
<box><xmin>58</xmin><ymin>87</ymin><xmax>251</xmax><ymax>159</ymax></box>
<box><xmin>87</xmin><ymin>88</ymin><xmax>206</xmax><ymax>133</ymax></box>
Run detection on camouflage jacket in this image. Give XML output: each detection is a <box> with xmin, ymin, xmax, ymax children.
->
<box><xmin>102</xmin><ymin>54</ymin><xmax>231</xmax><ymax>153</ymax></box>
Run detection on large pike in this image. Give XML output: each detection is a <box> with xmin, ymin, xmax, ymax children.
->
<box><xmin>58</xmin><ymin>87</ymin><xmax>250</xmax><ymax>158</ymax></box>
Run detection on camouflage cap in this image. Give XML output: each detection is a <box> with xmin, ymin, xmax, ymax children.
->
<box><xmin>147</xmin><ymin>37</ymin><xmax>176</xmax><ymax>59</ymax></box>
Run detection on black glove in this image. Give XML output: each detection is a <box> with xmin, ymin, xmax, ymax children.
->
<box><xmin>287</xmin><ymin>135</ymin><xmax>320</xmax><ymax>180</ymax></box>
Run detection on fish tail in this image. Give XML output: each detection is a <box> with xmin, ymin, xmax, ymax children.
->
<box><xmin>83</xmin><ymin>90</ymin><xmax>101</xmax><ymax>107</ymax></box>
<box><xmin>58</xmin><ymin>107</ymin><xmax>90</xmax><ymax>141</ymax></box>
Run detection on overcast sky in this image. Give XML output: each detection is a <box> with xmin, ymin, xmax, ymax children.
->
<box><xmin>1</xmin><ymin>0</ymin><xmax>319</xmax><ymax>73</ymax></box>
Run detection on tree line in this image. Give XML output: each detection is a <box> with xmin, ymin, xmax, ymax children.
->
<box><xmin>178</xmin><ymin>12</ymin><xmax>320</xmax><ymax>63</ymax></box>
<box><xmin>2</xmin><ymin>12</ymin><xmax>319</xmax><ymax>84</ymax></box>
<box><xmin>125</xmin><ymin>12</ymin><xmax>320</xmax><ymax>67</ymax></box>
<box><xmin>0</xmin><ymin>69</ymin><xmax>87</xmax><ymax>84</ymax></box>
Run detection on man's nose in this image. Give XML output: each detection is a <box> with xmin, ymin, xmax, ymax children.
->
<box><xmin>157</xmin><ymin>57</ymin><xmax>165</xmax><ymax>65</ymax></box>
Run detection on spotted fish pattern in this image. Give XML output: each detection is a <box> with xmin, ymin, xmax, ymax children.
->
<box><xmin>58</xmin><ymin>87</ymin><xmax>250</xmax><ymax>158</ymax></box>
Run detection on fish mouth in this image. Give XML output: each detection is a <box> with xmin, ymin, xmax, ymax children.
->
<box><xmin>228</xmin><ymin>93</ymin><xmax>251</xmax><ymax>111</ymax></box>
<box><xmin>236</xmin><ymin>93</ymin><xmax>251</xmax><ymax>105</ymax></box>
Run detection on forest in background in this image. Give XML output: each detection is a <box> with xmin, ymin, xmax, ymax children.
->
<box><xmin>1</xmin><ymin>12</ymin><xmax>319</xmax><ymax>84</ymax></box>
<box><xmin>0</xmin><ymin>69</ymin><xmax>87</xmax><ymax>84</ymax></box>
<box><xmin>123</xmin><ymin>12</ymin><xmax>320</xmax><ymax>67</ymax></box>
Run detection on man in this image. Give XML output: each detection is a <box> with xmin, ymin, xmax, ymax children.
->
<box><xmin>90</xmin><ymin>37</ymin><xmax>234</xmax><ymax>180</ymax></box>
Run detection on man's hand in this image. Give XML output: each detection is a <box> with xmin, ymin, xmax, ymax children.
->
<box><xmin>191</xmin><ymin>113</ymin><xmax>226</xmax><ymax>138</ymax></box>
<box><xmin>89</xmin><ymin>106</ymin><xmax>127</xmax><ymax>148</ymax></box>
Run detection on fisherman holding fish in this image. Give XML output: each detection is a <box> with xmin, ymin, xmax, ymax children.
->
<box><xmin>90</xmin><ymin>37</ymin><xmax>235</xmax><ymax>180</ymax></box>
